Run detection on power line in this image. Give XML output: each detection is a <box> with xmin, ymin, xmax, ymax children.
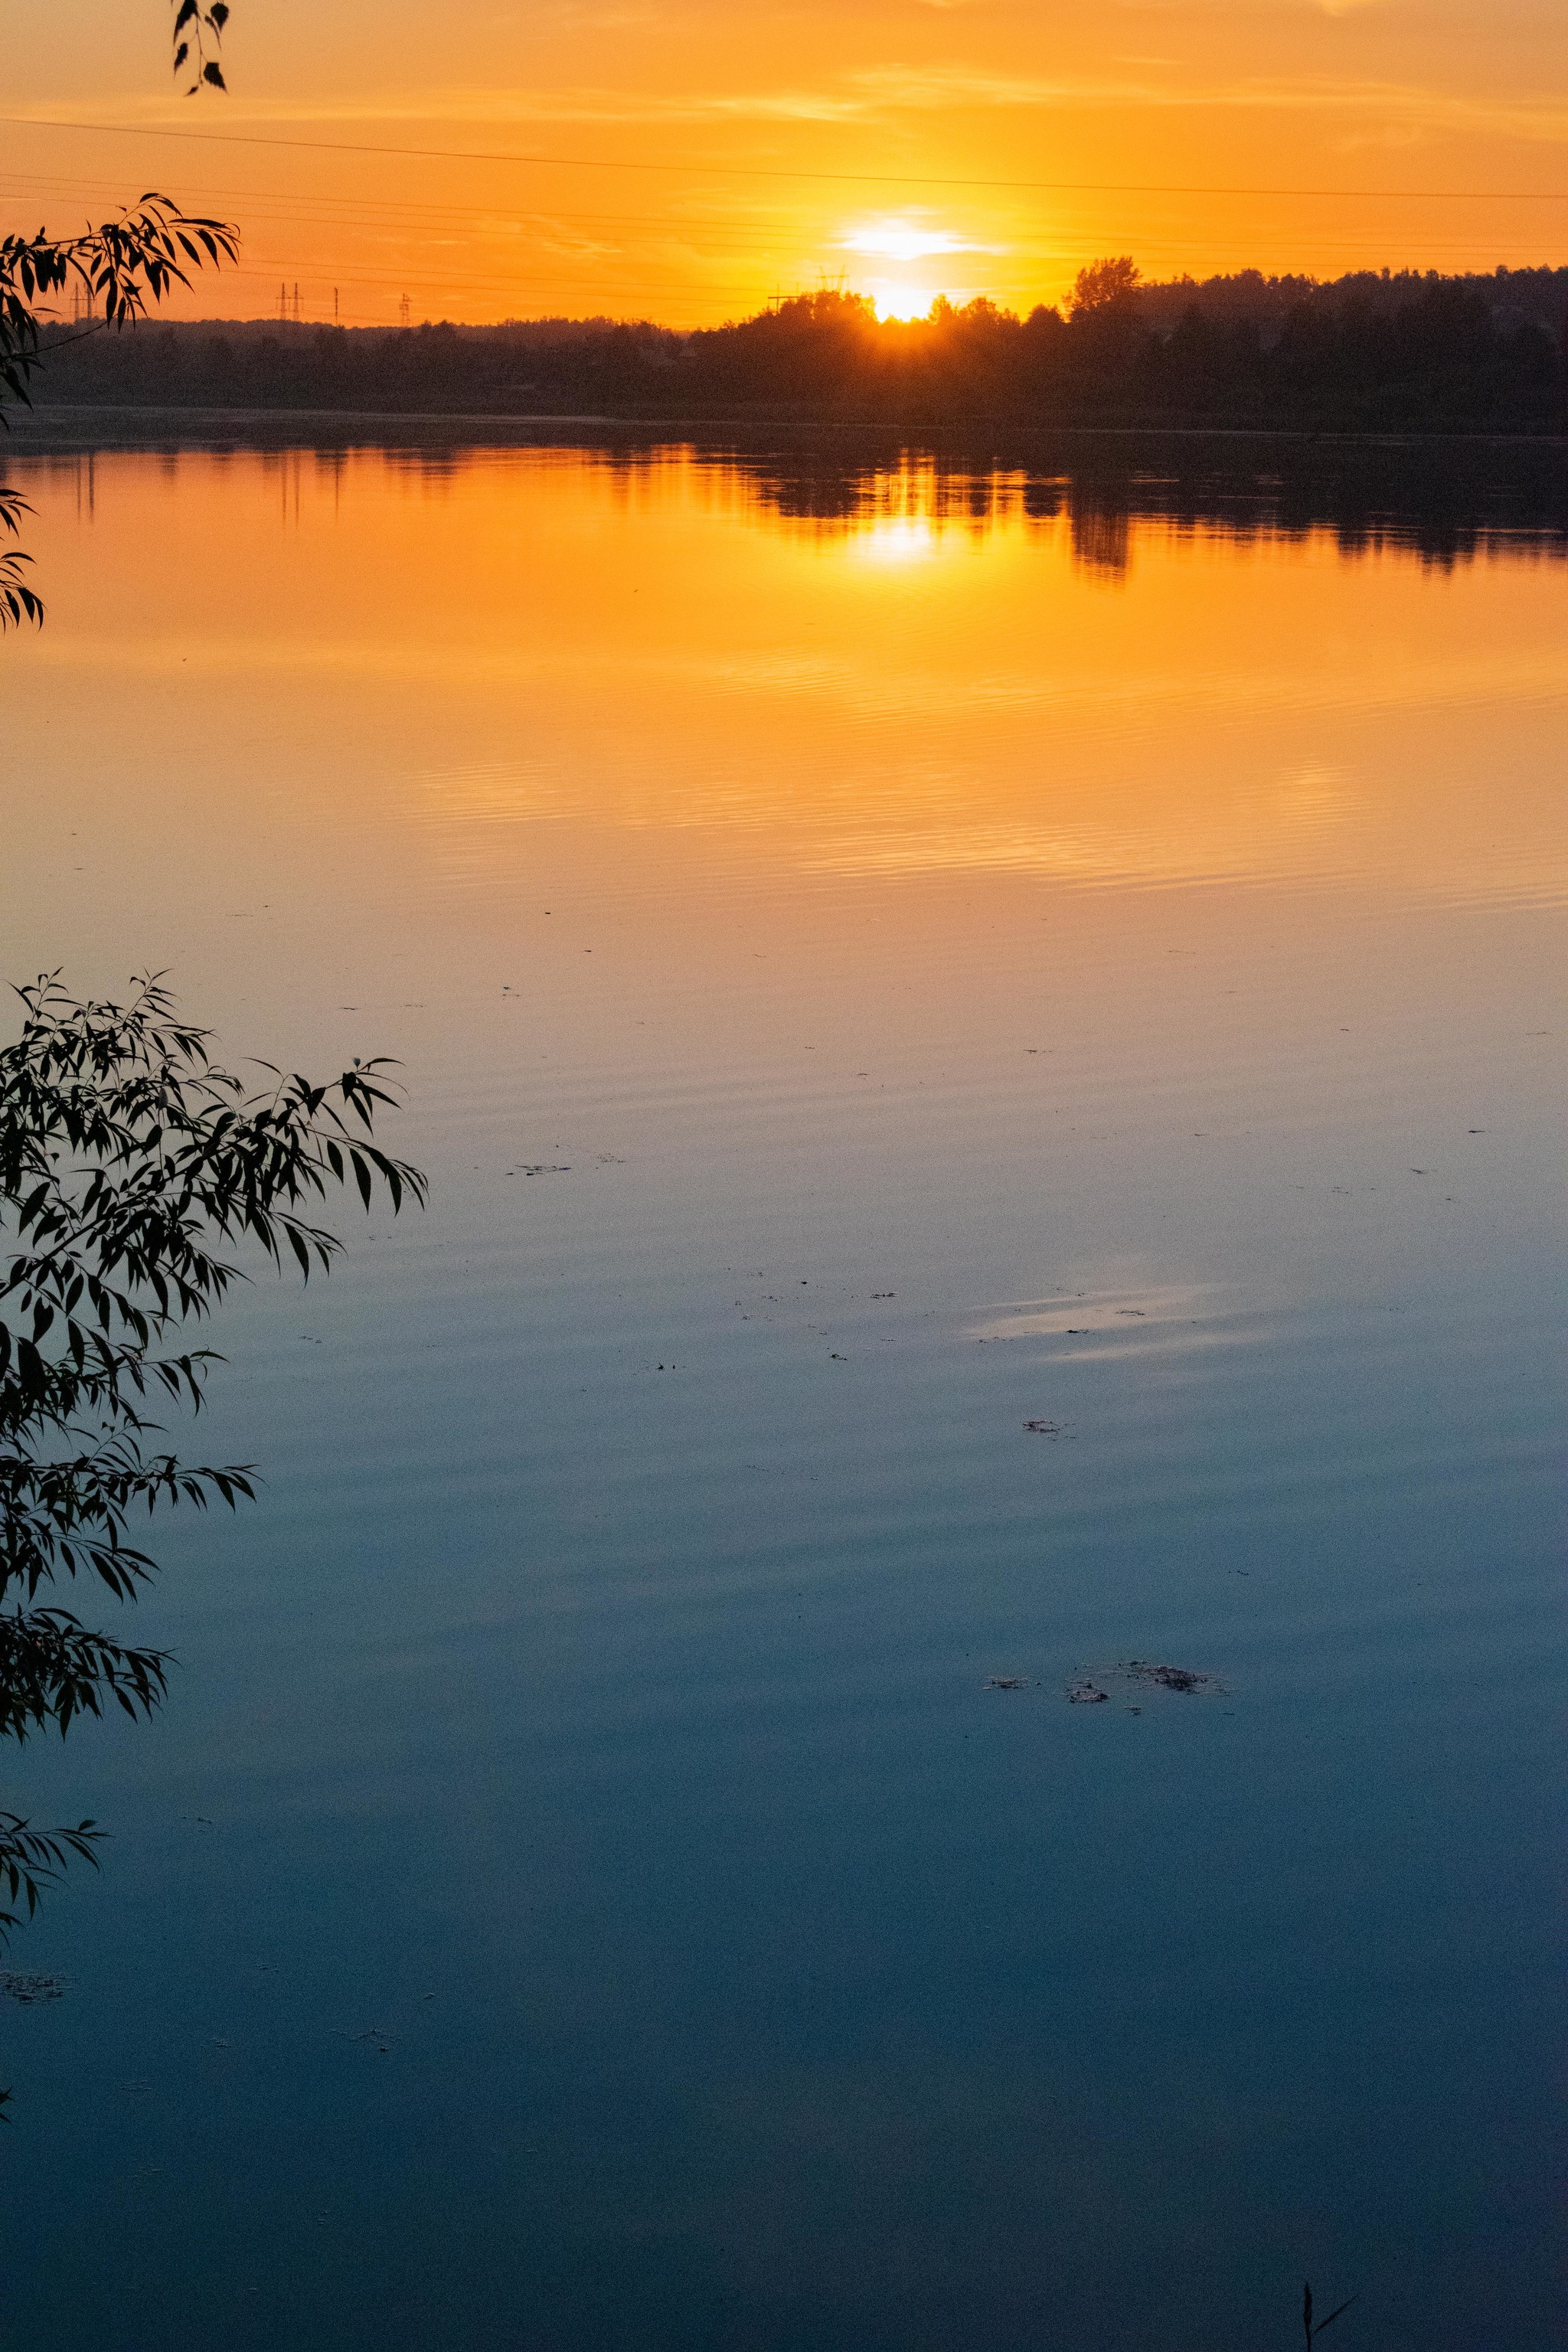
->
<box><xmin>213</xmin><ymin>224</ymin><xmax>1554</xmax><ymax>309</ymax></box>
<box><xmin>0</xmin><ymin>166</ymin><xmax>933</xmax><ymax>257</ymax></box>
<box><xmin>0</xmin><ymin>159</ymin><xmax>802</xmax><ymax>237</ymax></box>
<box><xmin>1</xmin><ymin>171</ymin><xmax>1553</xmax><ymax>282</ymax></box>
<box><xmin>2</xmin><ymin>113</ymin><xmax>1565</xmax><ymax>204</ymax></box>
<box><xmin>2</xmin><ymin>171</ymin><xmax>1557</xmax><ymax>289</ymax></box>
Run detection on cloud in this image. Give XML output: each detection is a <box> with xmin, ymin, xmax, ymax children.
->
<box><xmin>1122</xmin><ymin>0</ymin><xmax>1387</xmax><ymax>11</ymax></box>
<box><xmin>15</xmin><ymin>81</ymin><xmax>867</xmax><ymax>132</ymax></box>
<box><xmin>750</xmin><ymin>68</ymin><xmax>1550</xmax><ymax>148</ymax></box>
<box><xmin>840</xmin><ymin>221</ymin><xmax>984</xmax><ymax>257</ymax></box>
<box><xmin>31</xmin><ymin>66</ymin><xmax>1568</xmax><ymax>148</ymax></box>
<box><xmin>842</xmin><ymin>62</ymin><xmax>1568</xmax><ymax>143</ymax></box>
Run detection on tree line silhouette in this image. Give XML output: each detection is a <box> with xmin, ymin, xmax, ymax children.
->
<box><xmin>24</xmin><ymin>262</ymin><xmax>1567</xmax><ymax>433</ymax></box>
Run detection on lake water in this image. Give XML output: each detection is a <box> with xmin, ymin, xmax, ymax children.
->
<box><xmin>0</xmin><ymin>429</ymin><xmax>1561</xmax><ymax>2351</ymax></box>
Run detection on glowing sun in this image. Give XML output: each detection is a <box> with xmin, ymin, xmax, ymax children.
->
<box><xmin>838</xmin><ymin>221</ymin><xmax>978</xmax><ymax>319</ymax></box>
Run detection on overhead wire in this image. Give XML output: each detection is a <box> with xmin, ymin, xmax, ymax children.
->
<box><xmin>1</xmin><ymin>163</ymin><xmax>1550</xmax><ymax>274</ymax></box>
<box><xmin>3</xmin><ymin>126</ymin><xmax>1558</xmax><ymax>327</ymax></box>
<box><xmin>2</xmin><ymin>113</ymin><xmax>1565</xmax><ymax>204</ymax></box>
<box><xmin>0</xmin><ymin>163</ymin><xmax>838</xmax><ymax>247</ymax></box>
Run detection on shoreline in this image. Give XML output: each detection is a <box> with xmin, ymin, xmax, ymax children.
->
<box><xmin>4</xmin><ymin>404</ymin><xmax>1566</xmax><ymax>454</ymax></box>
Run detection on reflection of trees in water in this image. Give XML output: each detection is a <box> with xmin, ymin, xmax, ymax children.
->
<box><xmin>20</xmin><ymin>430</ymin><xmax>1563</xmax><ymax>577</ymax></box>
<box><xmin>1066</xmin><ymin>488</ymin><xmax>1131</xmax><ymax>578</ymax></box>
<box><xmin>556</xmin><ymin>437</ymin><xmax>1566</xmax><ymax>575</ymax></box>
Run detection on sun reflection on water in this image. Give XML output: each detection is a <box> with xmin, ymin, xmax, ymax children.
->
<box><xmin>854</xmin><ymin>514</ymin><xmax>944</xmax><ymax>564</ymax></box>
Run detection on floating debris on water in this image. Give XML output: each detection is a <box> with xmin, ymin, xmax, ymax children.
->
<box><xmin>1067</xmin><ymin>1661</ymin><xmax>1223</xmax><ymax>1702</ymax></box>
<box><xmin>982</xmin><ymin>1675</ymin><xmax>1034</xmax><ymax>1692</ymax></box>
<box><xmin>1122</xmin><ymin>1661</ymin><xmax>1220</xmax><ymax>1694</ymax></box>
<box><xmin>0</xmin><ymin>1971</ymin><xmax>71</xmax><ymax>2004</ymax></box>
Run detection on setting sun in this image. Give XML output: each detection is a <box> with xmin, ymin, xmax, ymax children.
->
<box><xmin>866</xmin><ymin>286</ymin><xmax>935</xmax><ymax>321</ymax></box>
<box><xmin>5</xmin><ymin>2</ymin><xmax>1563</xmax><ymax>324</ymax></box>
<box><xmin>841</xmin><ymin>221</ymin><xmax>978</xmax><ymax>315</ymax></box>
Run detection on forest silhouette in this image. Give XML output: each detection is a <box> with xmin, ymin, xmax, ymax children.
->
<box><xmin>25</xmin><ymin>261</ymin><xmax>1568</xmax><ymax>435</ymax></box>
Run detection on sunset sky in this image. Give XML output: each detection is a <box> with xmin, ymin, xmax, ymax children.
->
<box><xmin>6</xmin><ymin>0</ymin><xmax>1566</xmax><ymax>325</ymax></box>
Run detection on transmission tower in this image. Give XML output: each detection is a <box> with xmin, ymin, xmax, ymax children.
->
<box><xmin>399</xmin><ymin>292</ymin><xmax>411</xmax><ymax>328</ymax></box>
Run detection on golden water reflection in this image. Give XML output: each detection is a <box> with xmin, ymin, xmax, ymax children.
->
<box><xmin>3</xmin><ymin>440</ymin><xmax>1564</xmax><ymax>974</ymax></box>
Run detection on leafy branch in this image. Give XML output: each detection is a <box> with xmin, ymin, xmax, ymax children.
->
<box><xmin>172</xmin><ymin>0</ymin><xmax>231</xmax><ymax>95</ymax></box>
<box><xmin>0</xmin><ymin>15</ymin><xmax>256</xmax><ymax>2108</ymax></box>
<box><xmin>1</xmin><ymin>195</ymin><xmax>240</xmax><ymax>405</ymax></box>
<box><xmin>0</xmin><ymin>8</ymin><xmax>239</xmax><ymax>623</ymax></box>
<box><xmin>0</xmin><ymin>975</ymin><xmax>426</xmax><ymax>1943</ymax></box>
<box><xmin>0</xmin><ymin>194</ymin><xmax>237</xmax><ymax>626</ymax></box>
<box><xmin>0</xmin><ymin>487</ymin><xmax>38</xmax><ymax>630</ymax></box>
<box><xmin>0</xmin><ymin>1812</ymin><xmax>102</xmax><ymax>1937</ymax></box>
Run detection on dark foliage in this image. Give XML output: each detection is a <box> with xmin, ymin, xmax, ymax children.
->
<box><xmin>1067</xmin><ymin>256</ymin><xmax>1142</xmax><ymax>318</ymax></box>
<box><xmin>23</xmin><ymin>266</ymin><xmax>1566</xmax><ymax>434</ymax></box>
<box><xmin>172</xmin><ymin>0</ymin><xmax>231</xmax><ymax>95</ymax></box>
<box><xmin>0</xmin><ymin>3</ymin><xmax>240</xmax><ymax>622</ymax></box>
<box><xmin>0</xmin><ymin>976</ymin><xmax>425</xmax><ymax>2001</ymax></box>
<box><xmin>0</xmin><ymin>196</ymin><xmax>237</xmax><ymax>622</ymax></box>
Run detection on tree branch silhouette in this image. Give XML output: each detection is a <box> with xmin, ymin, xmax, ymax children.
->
<box><xmin>0</xmin><ymin>975</ymin><xmax>426</xmax><ymax>2008</ymax></box>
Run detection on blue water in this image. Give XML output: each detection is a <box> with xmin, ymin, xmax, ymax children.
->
<box><xmin>0</xmin><ymin>436</ymin><xmax>1560</xmax><ymax>2350</ymax></box>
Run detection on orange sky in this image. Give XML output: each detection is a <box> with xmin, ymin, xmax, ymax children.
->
<box><xmin>5</xmin><ymin>1</ymin><xmax>1566</xmax><ymax>325</ymax></box>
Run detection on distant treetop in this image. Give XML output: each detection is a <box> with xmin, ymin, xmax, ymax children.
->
<box><xmin>1069</xmin><ymin>257</ymin><xmax>1143</xmax><ymax>318</ymax></box>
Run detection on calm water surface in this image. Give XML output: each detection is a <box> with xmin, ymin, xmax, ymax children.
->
<box><xmin>0</xmin><ymin>437</ymin><xmax>1561</xmax><ymax>2350</ymax></box>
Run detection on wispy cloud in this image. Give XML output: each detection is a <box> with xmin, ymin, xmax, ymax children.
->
<box><xmin>15</xmin><ymin>81</ymin><xmax>865</xmax><ymax>131</ymax></box>
<box><xmin>844</xmin><ymin>63</ymin><xmax>1568</xmax><ymax>142</ymax></box>
<box><xmin>840</xmin><ymin>220</ymin><xmax>985</xmax><ymax>257</ymax></box>
<box><xmin>1123</xmin><ymin>0</ymin><xmax>1387</xmax><ymax>13</ymax></box>
<box><xmin>29</xmin><ymin>67</ymin><xmax>1568</xmax><ymax>147</ymax></box>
